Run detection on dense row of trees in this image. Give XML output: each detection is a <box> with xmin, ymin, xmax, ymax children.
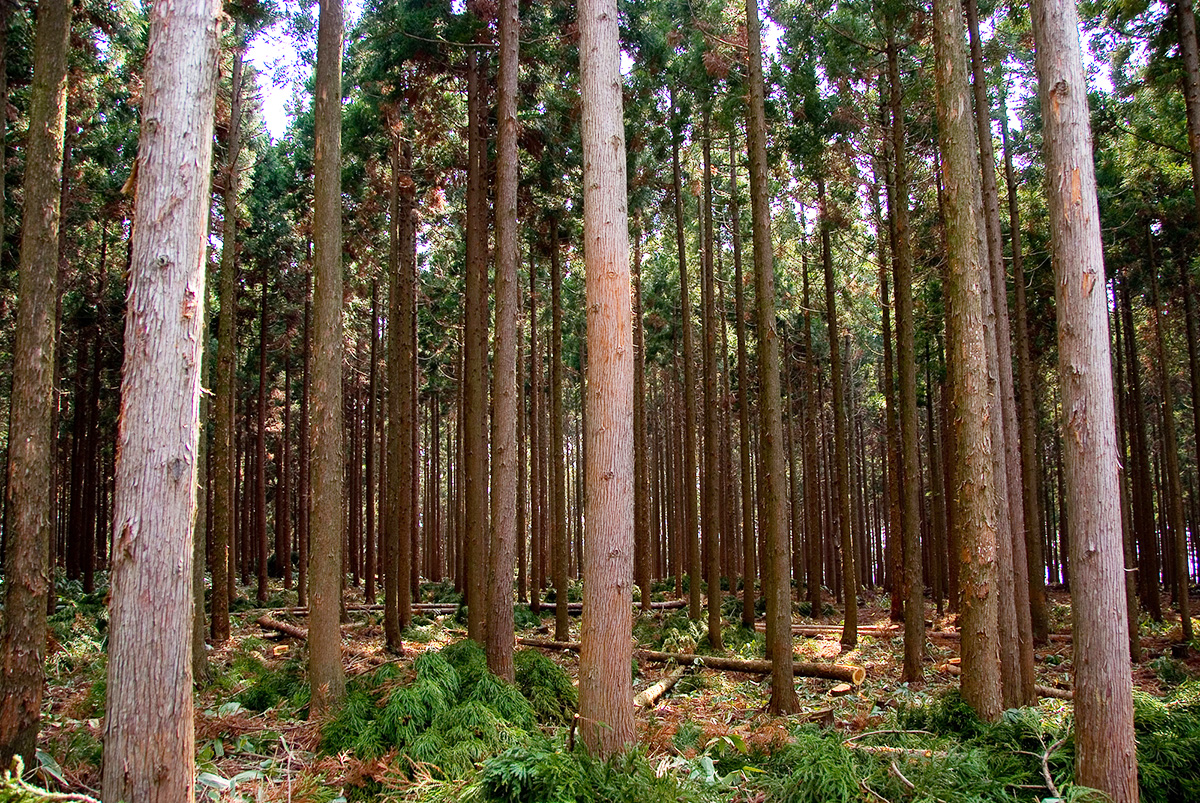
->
<box><xmin>0</xmin><ymin>0</ymin><xmax>1194</xmax><ymax>799</ymax></box>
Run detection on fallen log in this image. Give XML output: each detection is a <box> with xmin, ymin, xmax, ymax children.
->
<box><xmin>516</xmin><ymin>638</ymin><xmax>865</xmax><ymax>685</ymax></box>
<box><xmin>256</xmin><ymin>615</ymin><xmax>310</xmax><ymax>640</ymax></box>
<box><xmin>755</xmin><ymin>623</ymin><xmax>900</xmax><ymax>638</ymax></box>
<box><xmin>941</xmin><ymin>664</ymin><xmax>1073</xmax><ymax>700</ymax></box>
<box><xmin>633</xmin><ymin>666</ymin><xmax>687</xmax><ymax>708</ymax></box>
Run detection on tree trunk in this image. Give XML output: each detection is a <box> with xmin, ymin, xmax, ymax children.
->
<box><xmin>999</xmin><ymin>89</ymin><xmax>1049</xmax><ymax>643</ymax></box>
<box><xmin>257</xmin><ymin>267</ymin><xmax>270</xmax><ymax>604</ymax></box>
<box><xmin>885</xmin><ymin>23</ymin><xmax>925</xmax><ymax>681</ymax></box>
<box><xmin>932</xmin><ymin>0</ymin><xmax>1002</xmax><ymax>721</ymax></box>
<box><xmin>364</xmin><ymin>283</ymin><xmax>377</xmax><ymax>602</ymax></box>
<box><xmin>211</xmin><ymin>25</ymin><xmax>245</xmax><ymax>643</ymax></box>
<box><xmin>464</xmin><ymin>47</ymin><xmax>489</xmax><ymax>644</ymax></box>
<box><xmin>550</xmin><ymin>216</ymin><xmax>570</xmax><ymax>641</ymax></box>
<box><xmin>745</xmin><ymin>0</ymin><xmax>798</xmax><ymax>716</ymax></box>
<box><xmin>1149</xmin><ymin>244</ymin><xmax>1192</xmax><ymax>645</ymax></box>
<box><xmin>731</xmin><ymin>133</ymin><xmax>756</xmax><ymax>629</ymax></box>
<box><xmin>298</xmin><ymin>263</ymin><xmax>312</xmax><ymax>608</ymax></box>
<box><xmin>307</xmin><ymin>0</ymin><xmax>346</xmax><ymax>715</ymax></box>
<box><xmin>701</xmin><ymin>105</ymin><xmax>724</xmax><ymax>650</ymax></box>
<box><xmin>486</xmin><ymin>0</ymin><xmax>520</xmax><ymax>680</ymax></box>
<box><xmin>577</xmin><ymin>0</ymin><xmax>635</xmax><ymax>756</ymax></box>
<box><xmin>1031</xmin><ymin>0</ymin><xmax>1140</xmax><ymax>793</ymax></box>
<box><xmin>1121</xmin><ymin>279</ymin><xmax>1160</xmax><ymax>619</ymax></box>
<box><xmin>530</xmin><ymin>252</ymin><xmax>544</xmax><ymax>611</ymax></box>
<box><xmin>101</xmin><ymin>4</ymin><xmax>219</xmax><ymax>799</ymax></box>
<box><xmin>0</xmin><ymin>0</ymin><xmax>71</xmax><ymax>767</ymax></box>
<box><xmin>633</xmin><ymin>226</ymin><xmax>652</xmax><ymax>612</ymax></box>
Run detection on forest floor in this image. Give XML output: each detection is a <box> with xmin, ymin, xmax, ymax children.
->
<box><xmin>19</xmin><ymin>577</ymin><xmax>1200</xmax><ymax>802</ymax></box>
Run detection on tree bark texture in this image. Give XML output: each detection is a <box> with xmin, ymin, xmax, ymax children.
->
<box><xmin>101</xmin><ymin>3</ymin><xmax>220</xmax><ymax>800</ymax></box>
<box><xmin>746</xmin><ymin>0</ymin><xmax>798</xmax><ymax>716</ymax></box>
<box><xmin>577</xmin><ymin>0</ymin><xmax>635</xmax><ymax>758</ymax></box>
<box><xmin>932</xmin><ymin>0</ymin><xmax>1002</xmax><ymax>722</ymax></box>
<box><xmin>486</xmin><ymin>0</ymin><xmax>520</xmax><ymax>681</ymax></box>
<box><xmin>1031</xmin><ymin>0</ymin><xmax>1140</xmax><ymax>794</ymax></box>
<box><xmin>308</xmin><ymin>0</ymin><xmax>346</xmax><ymax>715</ymax></box>
<box><xmin>0</xmin><ymin>0</ymin><xmax>72</xmax><ymax>768</ymax></box>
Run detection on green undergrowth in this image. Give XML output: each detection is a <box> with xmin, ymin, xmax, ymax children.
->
<box><xmin>1133</xmin><ymin>681</ymin><xmax>1200</xmax><ymax>802</ymax></box>
<box><xmin>322</xmin><ymin>641</ymin><xmax>578</xmax><ymax>782</ymax></box>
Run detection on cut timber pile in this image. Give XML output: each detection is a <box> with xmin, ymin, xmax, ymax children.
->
<box><xmin>517</xmin><ymin>637</ymin><xmax>866</xmax><ymax>686</ymax></box>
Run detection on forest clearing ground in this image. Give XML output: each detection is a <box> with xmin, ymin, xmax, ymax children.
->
<box><xmin>25</xmin><ymin>577</ymin><xmax>1200</xmax><ymax>802</ymax></box>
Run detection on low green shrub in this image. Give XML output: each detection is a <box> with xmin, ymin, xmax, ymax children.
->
<box><xmin>513</xmin><ymin>649</ymin><xmax>577</xmax><ymax>726</ymax></box>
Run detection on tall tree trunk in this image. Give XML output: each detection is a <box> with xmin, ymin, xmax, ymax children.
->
<box><xmin>550</xmin><ymin>216</ymin><xmax>570</xmax><ymax>640</ymax></box>
<box><xmin>1121</xmin><ymin>279</ymin><xmax>1160</xmax><ymax>618</ymax></box>
<box><xmin>464</xmin><ymin>48</ymin><xmax>489</xmax><ymax>644</ymax></box>
<box><xmin>308</xmin><ymin>0</ymin><xmax>346</xmax><ymax>715</ymax></box>
<box><xmin>101</xmin><ymin>4</ymin><xmax>219</xmax><ymax>799</ymax></box>
<box><xmin>298</xmin><ymin>264</ymin><xmax>312</xmax><ymax>608</ymax></box>
<box><xmin>701</xmin><ymin>105</ymin><xmax>724</xmax><ymax>649</ymax></box>
<box><xmin>1030</xmin><ymin>0</ymin><xmax>1140</xmax><ymax>793</ymax></box>
<box><xmin>365</xmin><ymin>283</ymin><xmax>377</xmax><ymax>602</ymax></box>
<box><xmin>816</xmin><ymin>177</ymin><xmax>858</xmax><ymax>649</ymax></box>
<box><xmin>0</xmin><ymin>0</ymin><xmax>72</xmax><ymax>767</ymax></box>
<box><xmin>932</xmin><ymin>0</ymin><xmax>1002</xmax><ymax>721</ymax></box>
<box><xmin>668</xmin><ymin>87</ymin><xmax>702</xmax><ymax>623</ymax></box>
<box><xmin>964</xmin><ymin>0</ymin><xmax>1034</xmax><ymax>706</ymax></box>
<box><xmin>577</xmin><ymin>0</ymin><xmax>635</xmax><ymax>755</ymax></box>
<box><xmin>633</xmin><ymin>226</ymin><xmax>652</xmax><ymax>612</ymax></box>
<box><xmin>746</xmin><ymin>0</ymin><xmax>798</xmax><ymax>715</ymax></box>
<box><xmin>1148</xmin><ymin>243</ymin><xmax>1192</xmax><ymax>645</ymax></box>
<box><xmin>530</xmin><ymin>252</ymin><xmax>544</xmax><ymax>611</ymax></box>
<box><xmin>885</xmin><ymin>24</ymin><xmax>924</xmax><ymax>680</ymax></box>
<box><xmin>257</xmin><ymin>267</ymin><xmax>270</xmax><ymax>603</ymax></box>
<box><xmin>486</xmin><ymin>0</ymin><xmax>520</xmax><ymax>680</ymax></box>
<box><xmin>731</xmin><ymin>133</ymin><xmax>756</xmax><ymax>629</ymax></box>
<box><xmin>999</xmin><ymin>89</ymin><xmax>1049</xmax><ymax>643</ymax></box>
<box><xmin>211</xmin><ymin>24</ymin><xmax>245</xmax><ymax>643</ymax></box>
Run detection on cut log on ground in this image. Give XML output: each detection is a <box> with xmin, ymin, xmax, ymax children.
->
<box><xmin>517</xmin><ymin>637</ymin><xmax>866</xmax><ymax>685</ymax></box>
<box><xmin>256</xmin><ymin>615</ymin><xmax>309</xmax><ymax>640</ymax></box>
<box><xmin>633</xmin><ymin>666</ymin><xmax>687</xmax><ymax>708</ymax></box>
<box><xmin>941</xmin><ymin>663</ymin><xmax>1073</xmax><ymax>700</ymax></box>
<box><xmin>755</xmin><ymin>623</ymin><xmax>900</xmax><ymax>638</ymax></box>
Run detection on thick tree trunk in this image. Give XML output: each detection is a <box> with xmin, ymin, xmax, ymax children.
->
<box><xmin>530</xmin><ymin>256</ymin><xmax>544</xmax><ymax>611</ymax></box>
<box><xmin>101</xmin><ymin>4</ymin><xmax>219</xmax><ymax>800</ymax></box>
<box><xmin>307</xmin><ymin>0</ymin><xmax>346</xmax><ymax>716</ymax></box>
<box><xmin>1030</xmin><ymin>0</ymin><xmax>1140</xmax><ymax>794</ymax></box>
<box><xmin>257</xmin><ymin>269</ymin><xmax>270</xmax><ymax>603</ymax></box>
<box><xmin>745</xmin><ymin>0</ymin><xmax>798</xmax><ymax>716</ymax></box>
<box><xmin>383</xmin><ymin>137</ymin><xmax>403</xmax><ymax>649</ymax></box>
<box><xmin>0</xmin><ymin>0</ymin><xmax>71</xmax><ymax>767</ymax></box>
<box><xmin>577</xmin><ymin>0</ymin><xmax>635</xmax><ymax>756</ymax></box>
<box><xmin>932</xmin><ymin>0</ymin><xmax>1002</xmax><ymax>721</ymax></box>
<box><xmin>486</xmin><ymin>0</ymin><xmax>519</xmax><ymax>681</ymax></box>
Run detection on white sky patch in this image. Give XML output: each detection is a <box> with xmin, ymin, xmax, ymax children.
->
<box><xmin>248</xmin><ymin>0</ymin><xmax>365</xmax><ymax>140</ymax></box>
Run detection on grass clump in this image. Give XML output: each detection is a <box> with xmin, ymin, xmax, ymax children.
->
<box><xmin>513</xmin><ymin>649</ymin><xmax>577</xmax><ymax>726</ymax></box>
<box><xmin>235</xmin><ymin>658</ymin><xmax>305</xmax><ymax>712</ymax></box>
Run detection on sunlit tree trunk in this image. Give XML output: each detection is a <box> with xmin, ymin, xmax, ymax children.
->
<box><xmin>746</xmin><ymin>0</ymin><xmax>798</xmax><ymax>715</ymax></box>
<box><xmin>308</xmin><ymin>0</ymin><xmax>346</xmax><ymax>715</ymax></box>
<box><xmin>932</xmin><ymin>0</ymin><xmax>1002</xmax><ymax>721</ymax></box>
<box><xmin>101</xmin><ymin>3</ymin><xmax>219</xmax><ymax>799</ymax></box>
<box><xmin>577</xmin><ymin>0</ymin><xmax>635</xmax><ymax>756</ymax></box>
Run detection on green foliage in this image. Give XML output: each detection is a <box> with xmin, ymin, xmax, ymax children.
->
<box><xmin>442</xmin><ymin>639</ymin><xmax>489</xmax><ymax>696</ymax></box>
<box><xmin>235</xmin><ymin>658</ymin><xmax>305</xmax><ymax>712</ymax></box>
<box><xmin>673</xmin><ymin>721</ymin><xmax>704</xmax><ymax>753</ymax></box>
<box><xmin>1134</xmin><ymin>683</ymin><xmax>1200</xmax><ymax>803</ymax></box>
<box><xmin>468</xmin><ymin>673</ymin><xmax>538</xmax><ymax>731</ymax></box>
<box><xmin>754</xmin><ymin>726</ymin><xmax>861</xmax><ymax>803</ymax></box>
<box><xmin>896</xmin><ymin>688</ymin><xmax>987</xmax><ymax>740</ymax></box>
<box><xmin>513</xmin><ymin>605</ymin><xmax>544</xmax><ymax>630</ymax></box>
<box><xmin>1150</xmin><ymin>655</ymin><xmax>1191</xmax><ymax>686</ymax></box>
<box><xmin>513</xmin><ymin>649</ymin><xmax>577</xmax><ymax>726</ymax></box>
<box><xmin>477</xmin><ymin>744</ymin><xmax>706</xmax><ymax>803</ymax></box>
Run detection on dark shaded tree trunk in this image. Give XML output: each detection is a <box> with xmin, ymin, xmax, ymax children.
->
<box><xmin>0</xmin><ymin>0</ymin><xmax>72</xmax><ymax>767</ymax></box>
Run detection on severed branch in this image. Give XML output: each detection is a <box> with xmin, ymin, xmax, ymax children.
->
<box><xmin>941</xmin><ymin>664</ymin><xmax>1073</xmax><ymax>700</ymax></box>
<box><xmin>633</xmin><ymin>666</ymin><xmax>688</xmax><ymax>708</ymax></box>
